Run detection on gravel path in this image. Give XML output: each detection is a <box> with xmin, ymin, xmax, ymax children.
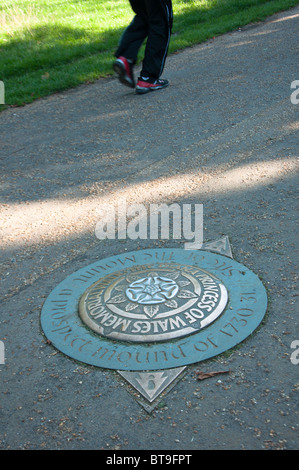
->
<box><xmin>0</xmin><ymin>7</ymin><xmax>298</xmax><ymax>450</ymax></box>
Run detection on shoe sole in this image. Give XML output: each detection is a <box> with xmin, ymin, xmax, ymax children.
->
<box><xmin>135</xmin><ymin>83</ymin><xmax>169</xmax><ymax>94</ymax></box>
<box><xmin>113</xmin><ymin>62</ymin><xmax>135</xmax><ymax>89</ymax></box>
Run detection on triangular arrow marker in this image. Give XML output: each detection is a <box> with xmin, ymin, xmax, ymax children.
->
<box><xmin>201</xmin><ymin>236</ymin><xmax>233</xmax><ymax>258</ymax></box>
<box><xmin>135</xmin><ymin>372</ymin><xmax>168</xmax><ymax>400</ymax></box>
<box><xmin>118</xmin><ymin>367</ymin><xmax>186</xmax><ymax>403</ymax></box>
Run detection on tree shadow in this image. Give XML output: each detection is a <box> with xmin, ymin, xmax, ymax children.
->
<box><xmin>0</xmin><ymin>5</ymin><xmax>298</xmax><ymax>207</ymax></box>
<box><xmin>0</xmin><ymin>5</ymin><xmax>298</xmax><ymax>312</ymax></box>
<box><xmin>1</xmin><ymin>1</ymin><xmax>297</xmax><ymax>104</ymax></box>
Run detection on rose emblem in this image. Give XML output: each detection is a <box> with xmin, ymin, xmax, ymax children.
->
<box><xmin>105</xmin><ymin>268</ymin><xmax>200</xmax><ymax>318</ymax></box>
<box><xmin>79</xmin><ymin>262</ymin><xmax>227</xmax><ymax>342</ymax></box>
<box><xmin>126</xmin><ymin>275</ymin><xmax>179</xmax><ymax>305</ymax></box>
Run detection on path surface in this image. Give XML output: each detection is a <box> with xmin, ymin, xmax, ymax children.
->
<box><xmin>0</xmin><ymin>7</ymin><xmax>298</xmax><ymax>450</ymax></box>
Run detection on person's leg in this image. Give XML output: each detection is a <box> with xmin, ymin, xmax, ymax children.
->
<box><xmin>140</xmin><ymin>0</ymin><xmax>172</xmax><ymax>80</ymax></box>
<box><xmin>114</xmin><ymin>0</ymin><xmax>149</xmax><ymax>88</ymax></box>
<box><xmin>115</xmin><ymin>0</ymin><xmax>148</xmax><ymax>64</ymax></box>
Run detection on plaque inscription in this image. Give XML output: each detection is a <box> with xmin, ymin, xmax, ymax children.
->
<box><xmin>41</xmin><ymin>248</ymin><xmax>268</xmax><ymax>371</ymax></box>
<box><xmin>79</xmin><ymin>263</ymin><xmax>228</xmax><ymax>342</ymax></box>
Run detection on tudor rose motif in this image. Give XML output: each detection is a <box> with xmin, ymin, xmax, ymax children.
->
<box><xmin>79</xmin><ymin>263</ymin><xmax>228</xmax><ymax>343</ymax></box>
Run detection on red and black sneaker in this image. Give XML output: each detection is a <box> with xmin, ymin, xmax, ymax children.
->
<box><xmin>113</xmin><ymin>56</ymin><xmax>135</xmax><ymax>89</ymax></box>
<box><xmin>136</xmin><ymin>77</ymin><xmax>169</xmax><ymax>94</ymax></box>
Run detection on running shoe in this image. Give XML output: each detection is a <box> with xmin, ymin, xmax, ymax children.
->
<box><xmin>136</xmin><ymin>78</ymin><xmax>169</xmax><ymax>94</ymax></box>
<box><xmin>113</xmin><ymin>56</ymin><xmax>135</xmax><ymax>89</ymax></box>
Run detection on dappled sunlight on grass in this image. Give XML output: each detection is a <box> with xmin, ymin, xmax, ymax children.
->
<box><xmin>0</xmin><ymin>1</ymin><xmax>43</xmax><ymax>37</ymax></box>
<box><xmin>0</xmin><ymin>0</ymin><xmax>131</xmax><ymax>38</ymax></box>
<box><xmin>1</xmin><ymin>0</ymin><xmax>298</xmax><ymax>106</ymax></box>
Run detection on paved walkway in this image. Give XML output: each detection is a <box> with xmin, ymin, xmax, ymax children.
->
<box><xmin>0</xmin><ymin>7</ymin><xmax>298</xmax><ymax>450</ymax></box>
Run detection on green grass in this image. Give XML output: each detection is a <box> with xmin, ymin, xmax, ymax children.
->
<box><xmin>0</xmin><ymin>0</ymin><xmax>298</xmax><ymax>108</ymax></box>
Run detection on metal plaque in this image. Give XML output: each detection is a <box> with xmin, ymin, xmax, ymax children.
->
<box><xmin>118</xmin><ymin>367</ymin><xmax>187</xmax><ymax>403</ymax></box>
<box><xmin>79</xmin><ymin>263</ymin><xmax>228</xmax><ymax>343</ymax></box>
<box><xmin>41</xmin><ymin>246</ymin><xmax>268</xmax><ymax>373</ymax></box>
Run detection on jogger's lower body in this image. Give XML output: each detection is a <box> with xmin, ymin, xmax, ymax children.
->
<box><xmin>115</xmin><ymin>0</ymin><xmax>173</xmax><ymax>80</ymax></box>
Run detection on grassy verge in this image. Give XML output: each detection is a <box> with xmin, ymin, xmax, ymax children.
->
<box><xmin>0</xmin><ymin>0</ymin><xmax>298</xmax><ymax>109</ymax></box>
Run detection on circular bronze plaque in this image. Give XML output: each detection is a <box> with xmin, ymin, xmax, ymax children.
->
<box><xmin>41</xmin><ymin>248</ymin><xmax>268</xmax><ymax>371</ymax></box>
<box><xmin>79</xmin><ymin>262</ymin><xmax>228</xmax><ymax>342</ymax></box>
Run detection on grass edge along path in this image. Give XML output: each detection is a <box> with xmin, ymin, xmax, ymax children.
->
<box><xmin>0</xmin><ymin>0</ymin><xmax>298</xmax><ymax>110</ymax></box>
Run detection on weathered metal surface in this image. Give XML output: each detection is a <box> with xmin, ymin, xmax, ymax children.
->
<box><xmin>79</xmin><ymin>262</ymin><xmax>228</xmax><ymax>342</ymax></box>
<box><xmin>41</xmin><ymin>247</ymin><xmax>268</xmax><ymax>372</ymax></box>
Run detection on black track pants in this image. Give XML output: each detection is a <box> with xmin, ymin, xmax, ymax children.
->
<box><xmin>115</xmin><ymin>0</ymin><xmax>173</xmax><ymax>80</ymax></box>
